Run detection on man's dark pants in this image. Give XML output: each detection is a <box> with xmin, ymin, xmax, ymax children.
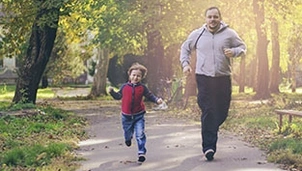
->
<box><xmin>196</xmin><ymin>74</ymin><xmax>231</xmax><ymax>153</ymax></box>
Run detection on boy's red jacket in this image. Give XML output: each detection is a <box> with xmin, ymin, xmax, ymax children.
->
<box><xmin>109</xmin><ymin>82</ymin><xmax>159</xmax><ymax>115</ymax></box>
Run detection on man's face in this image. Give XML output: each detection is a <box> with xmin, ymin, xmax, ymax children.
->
<box><xmin>205</xmin><ymin>9</ymin><xmax>221</xmax><ymax>32</ymax></box>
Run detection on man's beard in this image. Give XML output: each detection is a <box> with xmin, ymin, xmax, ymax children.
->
<box><xmin>209</xmin><ymin>23</ymin><xmax>219</xmax><ymax>30</ymax></box>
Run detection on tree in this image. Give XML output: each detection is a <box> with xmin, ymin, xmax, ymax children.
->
<box><xmin>13</xmin><ymin>1</ymin><xmax>63</xmax><ymax>104</ymax></box>
<box><xmin>81</xmin><ymin>0</ymin><xmax>147</xmax><ymax>97</ymax></box>
<box><xmin>269</xmin><ymin>18</ymin><xmax>281</xmax><ymax>94</ymax></box>
<box><xmin>89</xmin><ymin>48</ymin><xmax>109</xmax><ymax>97</ymax></box>
<box><xmin>288</xmin><ymin>24</ymin><xmax>302</xmax><ymax>92</ymax></box>
<box><xmin>217</xmin><ymin>0</ymin><xmax>256</xmax><ymax>93</ymax></box>
<box><xmin>145</xmin><ymin>28</ymin><xmax>164</xmax><ymax>96</ymax></box>
<box><xmin>0</xmin><ymin>1</ymin><xmax>34</xmax><ymax>58</ymax></box>
<box><xmin>239</xmin><ymin>54</ymin><xmax>246</xmax><ymax>93</ymax></box>
<box><xmin>86</xmin><ymin>0</ymin><xmax>215</xmax><ymax>98</ymax></box>
<box><xmin>107</xmin><ymin>55</ymin><xmax>125</xmax><ymax>87</ymax></box>
<box><xmin>43</xmin><ymin>29</ymin><xmax>68</xmax><ymax>86</ymax></box>
<box><xmin>266</xmin><ymin>0</ymin><xmax>298</xmax><ymax>94</ymax></box>
<box><xmin>253</xmin><ymin>0</ymin><xmax>271</xmax><ymax>99</ymax></box>
<box><xmin>0</xmin><ymin>0</ymin><xmax>90</xmax><ymax>103</ymax></box>
<box><xmin>284</xmin><ymin>3</ymin><xmax>302</xmax><ymax>92</ymax></box>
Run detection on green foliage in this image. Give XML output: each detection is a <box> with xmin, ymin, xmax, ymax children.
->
<box><xmin>42</xmin><ymin>106</ymin><xmax>67</xmax><ymax>120</ymax></box>
<box><xmin>0</xmin><ymin>143</ymin><xmax>71</xmax><ymax>167</ymax></box>
<box><xmin>0</xmin><ymin>102</ymin><xmax>10</xmax><ymax>111</ymax></box>
<box><xmin>277</xmin><ymin>122</ymin><xmax>302</xmax><ymax>138</ymax></box>
<box><xmin>88</xmin><ymin>60</ymin><xmax>97</xmax><ymax>76</ymax></box>
<box><xmin>268</xmin><ymin>149</ymin><xmax>302</xmax><ymax>169</ymax></box>
<box><xmin>0</xmin><ymin>0</ymin><xmax>78</xmax><ymax>57</ymax></box>
<box><xmin>45</xmin><ymin>29</ymin><xmax>89</xmax><ymax>84</ymax></box>
<box><xmin>289</xmin><ymin>123</ymin><xmax>302</xmax><ymax>138</ymax></box>
<box><xmin>9</xmin><ymin>103</ymin><xmax>36</xmax><ymax>111</ymax></box>
<box><xmin>0</xmin><ymin>84</ymin><xmax>14</xmax><ymax>92</ymax></box>
<box><xmin>0</xmin><ymin>83</ymin><xmax>7</xmax><ymax>94</ymax></box>
<box><xmin>0</xmin><ymin>105</ymin><xmax>87</xmax><ymax>170</ymax></box>
<box><xmin>269</xmin><ymin>138</ymin><xmax>302</xmax><ymax>154</ymax></box>
<box><xmin>268</xmin><ymin>137</ymin><xmax>302</xmax><ymax>169</ymax></box>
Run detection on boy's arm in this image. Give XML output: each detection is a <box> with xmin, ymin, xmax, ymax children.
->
<box><xmin>142</xmin><ymin>85</ymin><xmax>162</xmax><ymax>104</ymax></box>
<box><xmin>109</xmin><ymin>86</ymin><xmax>123</xmax><ymax>100</ymax></box>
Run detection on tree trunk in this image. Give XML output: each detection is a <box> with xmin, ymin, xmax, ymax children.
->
<box><xmin>41</xmin><ymin>75</ymin><xmax>48</xmax><ymax>89</ymax></box>
<box><xmin>253</xmin><ymin>0</ymin><xmax>271</xmax><ymax>99</ymax></box>
<box><xmin>289</xmin><ymin>42</ymin><xmax>298</xmax><ymax>93</ymax></box>
<box><xmin>89</xmin><ymin>48</ymin><xmax>109</xmax><ymax>97</ymax></box>
<box><xmin>239</xmin><ymin>54</ymin><xmax>246</xmax><ymax>93</ymax></box>
<box><xmin>290</xmin><ymin>63</ymin><xmax>296</xmax><ymax>93</ymax></box>
<box><xmin>288</xmin><ymin>23</ymin><xmax>302</xmax><ymax>93</ymax></box>
<box><xmin>146</xmin><ymin>29</ymin><xmax>164</xmax><ymax>96</ymax></box>
<box><xmin>247</xmin><ymin>57</ymin><xmax>257</xmax><ymax>92</ymax></box>
<box><xmin>164</xmin><ymin>44</ymin><xmax>178</xmax><ymax>78</ymax></box>
<box><xmin>13</xmin><ymin>5</ymin><xmax>60</xmax><ymax>104</ymax></box>
<box><xmin>269</xmin><ymin>18</ymin><xmax>280</xmax><ymax>94</ymax></box>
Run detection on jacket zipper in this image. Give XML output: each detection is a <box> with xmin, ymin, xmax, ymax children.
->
<box><xmin>131</xmin><ymin>84</ymin><xmax>135</xmax><ymax>119</ymax></box>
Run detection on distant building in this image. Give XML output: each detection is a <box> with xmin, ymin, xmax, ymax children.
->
<box><xmin>0</xmin><ymin>57</ymin><xmax>18</xmax><ymax>84</ymax></box>
<box><xmin>0</xmin><ymin>5</ymin><xmax>18</xmax><ymax>84</ymax></box>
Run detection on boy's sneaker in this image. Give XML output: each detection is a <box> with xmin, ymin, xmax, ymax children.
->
<box><xmin>205</xmin><ymin>149</ymin><xmax>215</xmax><ymax>161</ymax></box>
<box><xmin>138</xmin><ymin>154</ymin><xmax>146</xmax><ymax>163</ymax></box>
<box><xmin>125</xmin><ymin>140</ymin><xmax>131</xmax><ymax>147</ymax></box>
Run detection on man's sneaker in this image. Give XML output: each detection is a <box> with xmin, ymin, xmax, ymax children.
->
<box><xmin>138</xmin><ymin>154</ymin><xmax>146</xmax><ymax>163</ymax></box>
<box><xmin>205</xmin><ymin>149</ymin><xmax>215</xmax><ymax>161</ymax></box>
<box><xmin>125</xmin><ymin>140</ymin><xmax>131</xmax><ymax>147</ymax></box>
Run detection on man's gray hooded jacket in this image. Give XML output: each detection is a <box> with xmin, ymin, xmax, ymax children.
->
<box><xmin>180</xmin><ymin>22</ymin><xmax>246</xmax><ymax>77</ymax></box>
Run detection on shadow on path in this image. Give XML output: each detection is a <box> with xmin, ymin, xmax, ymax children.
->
<box><xmin>75</xmin><ymin>106</ymin><xmax>284</xmax><ymax>171</ymax></box>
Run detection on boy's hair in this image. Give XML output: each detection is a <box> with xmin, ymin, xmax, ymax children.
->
<box><xmin>128</xmin><ymin>62</ymin><xmax>148</xmax><ymax>78</ymax></box>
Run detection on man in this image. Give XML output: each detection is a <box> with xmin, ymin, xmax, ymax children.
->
<box><xmin>180</xmin><ymin>6</ymin><xmax>246</xmax><ymax>161</ymax></box>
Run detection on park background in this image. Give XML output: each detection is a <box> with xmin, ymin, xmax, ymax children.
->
<box><xmin>1</xmin><ymin>0</ymin><xmax>302</xmax><ymax>170</ymax></box>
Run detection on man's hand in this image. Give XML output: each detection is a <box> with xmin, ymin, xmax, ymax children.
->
<box><xmin>223</xmin><ymin>48</ymin><xmax>234</xmax><ymax>58</ymax></box>
<box><xmin>183</xmin><ymin>65</ymin><xmax>192</xmax><ymax>76</ymax></box>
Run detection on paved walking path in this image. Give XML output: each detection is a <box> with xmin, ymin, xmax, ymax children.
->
<box><xmin>76</xmin><ymin>107</ymin><xmax>284</xmax><ymax>171</ymax></box>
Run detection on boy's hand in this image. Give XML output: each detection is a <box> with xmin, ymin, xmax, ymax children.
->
<box><xmin>108</xmin><ymin>86</ymin><xmax>114</xmax><ymax>92</ymax></box>
<box><xmin>157</xmin><ymin>98</ymin><xmax>163</xmax><ymax>104</ymax></box>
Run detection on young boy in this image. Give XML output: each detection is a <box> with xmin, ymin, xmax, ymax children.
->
<box><xmin>109</xmin><ymin>62</ymin><xmax>163</xmax><ymax>163</ymax></box>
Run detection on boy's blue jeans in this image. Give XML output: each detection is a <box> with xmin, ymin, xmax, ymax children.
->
<box><xmin>122</xmin><ymin>113</ymin><xmax>147</xmax><ymax>155</ymax></box>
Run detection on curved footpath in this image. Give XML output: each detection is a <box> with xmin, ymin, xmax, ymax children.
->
<box><xmin>75</xmin><ymin>106</ymin><xmax>284</xmax><ymax>171</ymax></box>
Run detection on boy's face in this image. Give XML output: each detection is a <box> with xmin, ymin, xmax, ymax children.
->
<box><xmin>129</xmin><ymin>69</ymin><xmax>142</xmax><ymax>84</ymax></box>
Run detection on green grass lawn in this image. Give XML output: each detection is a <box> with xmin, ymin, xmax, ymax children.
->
<box><xmin>0</xmin><ymin>85</ymin><xmax>87</xmax><ymax>170</ymax></box>
<box><xmin>0</xmin><ymin>84</ymin><xmax>55</xmax><ymax>101</ymax></box>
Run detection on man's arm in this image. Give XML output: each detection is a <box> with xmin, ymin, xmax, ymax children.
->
<box><xmin>179</xmin><ymin>29</ymin><xmax>201</xmax><ymax>68</ymax></box>
<box><xmin>230</xmin><ymin>29</ymin><xmax>247</xmax><ymax>57</ymax></box>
